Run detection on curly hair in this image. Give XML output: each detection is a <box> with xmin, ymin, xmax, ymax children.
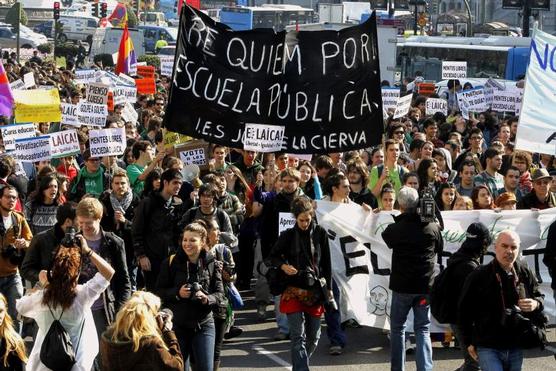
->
<box><xmin>42</xmin><ymin>247</ymin><xmax>81</xmax><ymax>310</ymax></box>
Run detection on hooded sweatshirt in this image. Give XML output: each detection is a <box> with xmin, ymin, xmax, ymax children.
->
<box><xmin>100</xmin><ymin>327</ymin><xmax>183</xmax><ymax>371</ymax></box>
<box><xmin>71</xmin><ymin>167</ymin><xmax>105</xmax><ymax>198</ymax></box>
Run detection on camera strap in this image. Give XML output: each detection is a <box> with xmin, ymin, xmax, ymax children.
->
<box><xmin>493</xmin><ymin>262</ymin><xmax>519</xmax><ymax>311</ymax></box>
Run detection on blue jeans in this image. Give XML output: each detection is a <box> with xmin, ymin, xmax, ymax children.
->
<box><xmin>275</xmin><ymin>295</ymin><xmax>289</xmax><ymax>334</ymax></box>
<box><xmin>390</xmin><ymin>292</ymin><xmax>433</xmax><ymax>371</ymax></box>
<box><xmin>0</xmin><ymin>273</ymin><xmax>23</xmax><ymax>332</ymax></box>
<box><xmin>477</xmin><ymin>347</ymin><xmax>523</xmax><ymax>371</ymax></box>
<box><xmin>324</xmin><ymin>279</ymin><xmax>346</xmax><ymax>347</ymax></box>
<box><xmin>175</xmin><ymin>318</ymin><xmax>216</xmax><ymax>371</ymax></box>
<box><xmin>287</xmin><ymin>312</ymin><xmax>322</xmax><ymax>371</ymax></box>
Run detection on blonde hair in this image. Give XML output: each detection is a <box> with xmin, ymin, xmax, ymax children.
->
<box><xmin>0</xmin><ymin>295</ymin><xmax>27</xmax><ymax>366</ymax></box>
<box><xmin>109</xmin><ymin>291</ymin><xmax>166</xmax><ymax>352</ymax></box>
<box><xmin>76</xmin><ymin>197</ymin><xmax>103</xmax><ymax>219</ymax></box>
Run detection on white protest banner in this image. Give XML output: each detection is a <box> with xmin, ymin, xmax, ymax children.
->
<box><xmin>242</xmin><ymin>123</ymin><xmax>285</xmax><ymax>152</ymax></box>
<box><xmin>75</xmin><ymin>69</ymin><xmax>97</xmax><ymax>83</ymax></box>
<box><xmin>160</xmin><ymin>56</ymin><xmax>174</xmax><ymax>77</ymax></box>
<box><xmin>113</xmin><ymin>85</ymin><xmax>137</xmax><ymax>105</ymax></box>
<box><xmin>118</xmin><ymin>73</ymin><xmax>136</xmax><ymax>86</ymax></box>
<box><xmin>77</xmin><ymin>102</ymin><xmax>108</xmax><ymax>127</ymax></box>
<box><xmin>458</xmin><ymin>88</ymin><xmax>487</xmax><ymax>112</ymax></box>
<box><xmin>486</xmin><ymin>78</ymin><xmax>505</xmax><ymax>91</ymax></box>
<box><xmin>179</xmin><ymin>147</ymin><xmax>207</xmax><ymax>166</ymax></box>
<box><xmin>0</xmin><ymin>123</ymin><xmax>36</xmax><ymax>151</ymax></box>
<box><xmin>9</xmin><ymin>79</ymin><xmax>25</xmax><ymax>91</ymax></box>
<box><xmin>392</xmin><ymin>93</ymin><xmax>413</xmax><ymax>119</ymax></box>
<box><xmin>278</xmin><ymin>212</ymin><xmax>296</xmax><ymax>235</ymax></box>
<box><xmin>515</xmin><ymin>89</ymin><xmax>523</xmax><ymax>116</ymax></box>
<box><xmin>491</xmin><ymin>90</ymin><xmax>520</xmax><ymax>113</ymax></box>
<box><xmin>441</xmin><ymin>61</ymin><xmax>467</xmax><ymax>79</ymax></box>
<box><xmin>381</xmin><ymin>88</ymin><xmax>400</xmax><ymax>111</ymax></box>
<box><xmin>484</xmin><ymin>86</ymin><xmax>494</xmax><ymax>108</ymax></box>
<box><xmin>89</xmin><ymin>127</ymin><xmax>126</xmax><ymax>157</ymax></box>
<box><xmin>425</xmin><ymin>98</ymin><xmax>447</xmax><ymax>116</ymax></box>
<box><xmin>86</xmin><ymin>83</ymin><xmax>110</xmax><ymax>105</ymax></box>
<box><xmin>49</xmin><ymin>130</ymin><xmax>80</xmax><ymax>158</ymax></box>
<box><xmin>14</xmin><ymin>135</ymin><xmax>51</xmax><ymax>162</ymax></box>
<box><xmin>23</xmin><ymin>72</ymin><xmax>35</xmax><ymax>89</ymax></box>
<box><xmin>60</xmin><ymin>103</ymin><xmax>80</xmax><ymax>127</ymax></box>
<box><xmin>315</xmin><ymin>201</ymin><xmax>555</xmax><ymax>331</ymax></box>
<box><xmin>517</xmin><ymin>29</ymin><xmax>556</xmax><ymax>155</ymax></box>
<box><xmin>121</xmin><ymin>102</ymin><xmax>138</xmax><ymax>123</ymax></box>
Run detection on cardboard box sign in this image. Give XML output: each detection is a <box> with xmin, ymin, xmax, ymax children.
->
<box><xmin>418</xmin><ymin>82</ymin><xmax>436</xmax><ymax>96</ymax></box>
<box><xmin>173</xmin><ymin>140</ymin><xmax>210</xmax><ymax>171</ymax></box>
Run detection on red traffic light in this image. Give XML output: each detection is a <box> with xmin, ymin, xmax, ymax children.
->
<box><xmin>53</xmin><ymin>1</ymin><xmax>60</xmax><ymax>9</ymax></box>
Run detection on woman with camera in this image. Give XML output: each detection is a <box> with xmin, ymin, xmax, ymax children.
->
<box><xmin>269</xmin><ymin>196</ymin><xmax>332</xmax><ymax>371</ymax></box>
<box><xmin>155</xmin><ymin>221</ymin><xmax>225</xmax><ymax>371</ymax></box>
<box><xmin>16</xmin><ymin>235</ymin><xmax>115</xmax><ymax>371</ymax></box>
<box><xmin>100</xmin><ymin>291</ymin><xmax>184</xmax><ymax>371</ymax></box>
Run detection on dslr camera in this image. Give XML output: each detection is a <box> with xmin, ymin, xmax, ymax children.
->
<box><xmin>299</xmin><ymin>268</ymin><xmax>338</xmax><ymax>311</ymax></box>
<box><xmin>1</xmin><ymin>244</ymin><xmax>24</xmax><ymax>265</ymax></box>
<box><xmin>60</xmin><ymin>227</ymin><xmax>81</xmax><ymax>248</ymax></box>
<box><xmin>187</xmin><ymin>282</ymin><xmax>203</xmax><ymax>302</ymax></box>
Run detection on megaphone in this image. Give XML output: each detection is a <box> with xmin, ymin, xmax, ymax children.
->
<box><xmin>181</xmin><ymin>164</ymin><xmax>200</xmax><ymax>183</ymax></box>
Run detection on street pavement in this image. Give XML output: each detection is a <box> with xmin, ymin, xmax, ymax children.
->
<box><xmin>220</xmin><ymin>289</ymin><xmax>556</xmax><ymax>370</ymax></box>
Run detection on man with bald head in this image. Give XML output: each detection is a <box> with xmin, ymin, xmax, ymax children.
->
<box><xmin>458</xmin><ymin>230</ymin><xmax>545</xmax><ymax>371</ymax></box>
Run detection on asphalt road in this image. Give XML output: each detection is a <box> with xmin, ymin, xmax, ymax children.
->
<box><xmin>220</xmin><ymin>289</ymin><xmax>556</xmax><ymax>371</ymax></box>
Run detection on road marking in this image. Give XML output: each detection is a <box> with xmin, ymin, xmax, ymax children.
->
<box><xmin>252</xmin><ymin>345</ymin><xmax>292</xmax><ymax>370</ymax></box>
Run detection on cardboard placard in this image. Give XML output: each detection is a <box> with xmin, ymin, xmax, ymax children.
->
<box><xmin>49</xmin><ymin>129</ymin><xmax>80</xmax><ymax>158</ymax></box>
<box><xmin>0</xmin><ymin>123</ymin><xmax>36</xmax><ymax>150</ymax></box>
<box><xmin>89</xmin><ymin>127</ymin><xmax>126</xmax><ymax>157</ymax></box>
<box><xmin>14</xmin><ymin>135</ymin><xmax>51</xmax><ymax>162</ymax></box>
<box><xmin>13</xmin><ymin>89</ymin><xmax>62</xmax><ymax>123</ymax></box>
<box><xmin>137</xmin><ymin>65</ymin><xmax>156</xmax><ymax>79</ymax></box>
<box><xmin>173</xmin><ymin>139</ymin><xmax>210</xmax><ymax>171</ymax></box>
<box><xmin>135</xmin><ymin>78</ymin><xmax>156</xmax><ymax>95</ymax></box>
<box><xmin>86</xmin><ymin>83</ymin><xmax>110</xmax><ymax>105</ymax></box>
<box><xmin>417</xmin><ymin>82</ymin><xmax>436</xmax><ymax>96</ymax></box>
<box><xmin>60</xmin><ymin>103</ymin><xmax>80</xmax><ymax>127</ymax></box>
<box><xmin>441</xmin><ymin>61</ymin><xmax>467</xmax><ymax>79</ymax></box>
<box><xmin>278</xmin><ymin>212</ymin><xmax>296</xmax><ymax>235</ymax></box>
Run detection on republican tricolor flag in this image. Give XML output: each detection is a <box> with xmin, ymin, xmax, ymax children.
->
<box><xmin>115</xmin><ymin>24</ymin><xmax>137</xmax><ymax>75</ymax></box>
<box><xmin>0</xmin><ymin>62</ymin><xmax>14</xmax><ymax>117</ymax></box>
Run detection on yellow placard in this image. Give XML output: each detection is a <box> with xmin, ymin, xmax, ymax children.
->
<box><xmin>55</xmin><ymin>56</ymin><xmax>66</xmax><ymax>68</ymax></box>
<box><xmin>13</xmin><ymin>89</ymin><xmax>62</xmax><ymax>123</ymax></box>
<box><xmin>163</xmin><ymin>129</ymin><xmax>193</xmax><ymax>149</ymax></box>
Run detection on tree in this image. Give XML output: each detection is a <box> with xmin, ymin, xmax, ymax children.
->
<box><xmin>126</xmin><ymin>6</ymin><xmax>138</xmax><ymax>27</ymax></box>
<box><xmin>4</xmin><ymin>3</ymin><xmax>28</xmax><ymax>28</ymax></box>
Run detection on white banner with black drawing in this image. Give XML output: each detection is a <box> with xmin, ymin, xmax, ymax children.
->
<box><xmin>315</xmin><ymin>201</ymin><xmax>555</xmax><ymax>331</ymax></box>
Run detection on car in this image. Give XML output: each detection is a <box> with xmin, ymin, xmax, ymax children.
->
<box><xmin>20</xmin><ymin>24</ymin><xmax>49</xmax><ymax>45</ymax></box>
<box><xmin>157</xmin><ymin>45</ymin><xmax>175</xmax><ymax>56</ymax></box>
<box><xmin>0</xmin><ymin>26</ymin><xmax>45</xmax><ymax>49</ymax></box>
<box><xmin>137</xmin><ymin>25</ymin><xmax>177</xmax><ymax>53</ymax></box>
<box><xmin>33</xmin><ymin>21</ymin><xmax>53</xmax><ymax>38</ymax></box>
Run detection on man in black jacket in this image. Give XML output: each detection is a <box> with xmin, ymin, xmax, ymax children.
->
<box><xmin>347</xmin><ymin>159</ymin><xmax>377</xmax><ymax>209</ymax></box>
<box><xmin>20</xmin><ymin>202</ymin><xmax>77</xmax><ymax>285</ymax></box>
<box><xmin>99</xmin><ymin>169</ymin><xmax>141</xmax><ymax>290</ymax></box>
<box><xmin>382</xmin><ymin>186</ymin><xmax>443</xmax><ymax>371</ymax></box>
<box><xmin>132</xmin><ymin>169</ymin><xmax>184</xmax><ymax>290</ymax></box>
<box><xmin>459</xmin><ymin>230</ymin><xmax>545</xmax><ymax>371</ymax></box>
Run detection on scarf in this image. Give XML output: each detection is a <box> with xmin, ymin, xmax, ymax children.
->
<box><xmin>109</xmin><ymin>190</ymin><xmax>133</xmax><ymax>214</ymax></box>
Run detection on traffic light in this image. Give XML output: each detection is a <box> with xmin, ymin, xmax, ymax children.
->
<box><xmin>100</xmin><ymin>3</ymin><xmax>107</xmax><ymax>18</ymax></box>
<box><xmin>53</xmin><ymin>1</ymin><xmax>60</xmax><ymax>20</ymax></box>
<box><xmin>92</xmin><ymin>2</ymin><xmax>99</xmax><ymax>17</ymax></box>
<box><xmin>531</xmin><ymin>0</ymin><xmax>550</xmax><ymax>10</ymax></box>
<box><xmin>502</xmin><ymin>0</ymin><xmax>522</xmax><ymax>8</ymax></box>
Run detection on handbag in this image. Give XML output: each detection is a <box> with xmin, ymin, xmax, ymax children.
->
<box><xmin>40</xmin><ymin>306</ymin><xmax>85</xmax><ymax>371</ymax></box>
<box><xmin>227</xmin><ymin>283</ymin><xmax>244</xmax><ymax>309</ymax></box>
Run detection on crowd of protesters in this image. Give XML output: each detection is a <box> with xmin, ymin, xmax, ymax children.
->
<box><xmin>0</xmin><ymin>49</ymin><xmax>553</xmax><ymax>371</ymax></box>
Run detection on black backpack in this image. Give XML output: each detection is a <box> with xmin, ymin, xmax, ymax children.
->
<box><xmin>430</xmin><ymin>260</ymin><xmax>478</xmax><ymax>324</ymax></box>
<box><xmin>40</xmin><ymin>306</ymin><xmax>85</xmax><ymax>371</ymax></box>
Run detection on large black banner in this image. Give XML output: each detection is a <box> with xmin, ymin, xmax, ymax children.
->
<box><xmin>164</xmin><ymin>6</ymin><xmax>384</xmax><ymax>154</ymax></box>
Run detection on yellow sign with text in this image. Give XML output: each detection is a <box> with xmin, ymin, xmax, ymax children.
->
<box><xmin>13</xmin><ymin>89</ymin><xmax>62</xmax><ymax>123</ymax></box>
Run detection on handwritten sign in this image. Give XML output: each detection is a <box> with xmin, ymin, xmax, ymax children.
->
<box><xmin>441</xmin><ymin>61</ymin><xmax>467</xmax><ymax>79</ymax></box>
<box><xmin>89</xmin><ymin>127</ymin><xmax>126</xmax><ymax>157</ymax></box>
